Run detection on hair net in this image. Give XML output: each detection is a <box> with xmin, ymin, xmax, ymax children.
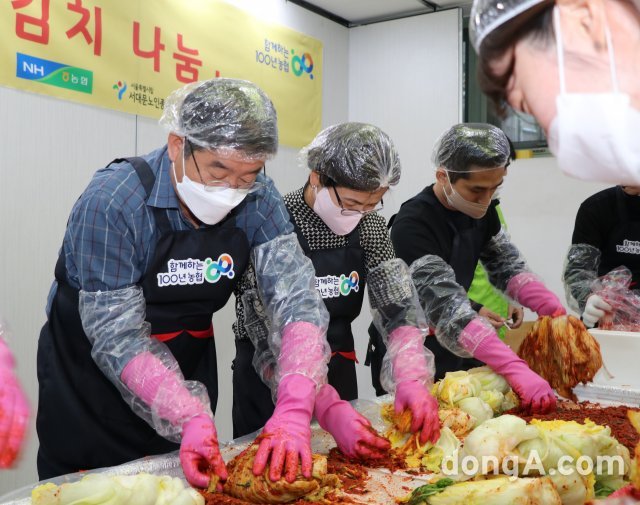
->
<box><xmin>300</xmin><ymin>122</ymin><xmax>401</xmax><ymax>192</ymax></box>
<box><xmin>159</xmin><ymin>78</ymin><xmax>278</xmax><ymax>161</ymax></box>
<box><xmin>470</xmin><ymin>0</ymin><xmax>551</xmax><ymax>54</ymax></box>
<box><xmin>432</xmin><ymin>123</ymin><xmax>511</xmax><ymax>173</ymax></box>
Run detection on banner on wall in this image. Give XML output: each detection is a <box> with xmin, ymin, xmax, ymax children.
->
<box><xmin>0</xmin><ymin>0</ymin><xmax>323</xmax><ymax>148</ymax></box>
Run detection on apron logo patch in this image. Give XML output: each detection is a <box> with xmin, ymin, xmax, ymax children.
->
<box><xmin>205</xmin><ymin>254</ymin><xmax>235</xmax><ymax>282</ymax></box>
<box><xmin>616</xmin><ymin>240</ymin><xmax>640</xmax><ymax>254</ymax></box>
<box><xmin>315</xmin><ymin>271</ymin><xmax>359</xmax><ymax>299</ymax></box>
<box><xmin>157</xmin><ymin>254</ymin><xmax>235</xmax><ymax>287</ymax></box>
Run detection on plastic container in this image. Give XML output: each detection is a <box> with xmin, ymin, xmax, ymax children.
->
<box><xmin>573</xmin><ymin>329</ymin><xmax>640</xmax><ymax>406</ymax></box>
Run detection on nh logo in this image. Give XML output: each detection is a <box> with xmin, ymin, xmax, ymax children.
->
<box><xmin>16</xmin><ymin>53</ymin><xmax>93</xmax><ymax>94</ymax></box>
<box><xmin>16</xmin><ymin>53</ymin><xmax>56</xmax><ymax>81</ymax></box>
<box><xmin>22</xmin><ymin>61</ymin><xmax>45</xmax><ymax>77</ymax></box>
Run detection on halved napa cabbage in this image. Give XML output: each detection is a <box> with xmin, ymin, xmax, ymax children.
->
<box><xmin>402</xmin><ymin>475</ymin><xmax>562</xmax><ymax>505</ymax></box>
<box><xmin>31</xmin><ymin>473</ymin><xmax>204</xmax><ymax>505</ymax></box>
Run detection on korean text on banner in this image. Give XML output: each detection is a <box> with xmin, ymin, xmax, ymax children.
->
<box><xmin>1</xmin><ymin>0</ymin><xmax>323</xmax><ymax>148</ymax></box>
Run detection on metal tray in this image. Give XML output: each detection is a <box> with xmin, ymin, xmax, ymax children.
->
<box><xmin>0</xmin><ymin>395</ymin><xmax>432</xmax><ymax>505</ymax></box>
<box><xmin>574</xmin><ymin>382</ymin><xmax>640</xmax><ymax>407</ymax></box>
<box><xmin>6</xmin><ymin>390</ymin><xmax>633</xmax><ymax>505</ymax></box>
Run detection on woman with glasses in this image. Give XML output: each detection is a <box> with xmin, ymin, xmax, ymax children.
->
<box><xmin>232</xmin><ymin>122</ymin><xmax>441</xmax><ymax>458</ymax></box>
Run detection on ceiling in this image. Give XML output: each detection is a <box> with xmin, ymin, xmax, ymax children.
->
<box><xmin>289</xmin><ymin>0</ymin><xmax>472</xmax><ymax>27</ymax></box>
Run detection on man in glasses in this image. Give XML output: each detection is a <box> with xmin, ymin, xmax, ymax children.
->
<box><xmin>368</xmin><ymin>123</ymin><xmax>564</xmax><ymax>414</ymax></box>
<box><xmin>37</xmin><ymin>78</ymin><xmax>331</xmax><ymax>488</ymax></box>
<box><xmin>233</xmin><ymin>122</ymin><xmax>441</xmax><ymax>457</ymax></box>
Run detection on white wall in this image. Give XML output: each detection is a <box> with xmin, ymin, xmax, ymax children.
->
<box><xmin>347</xmin><ymin>9</ymin><xmax>463</xmax><ymax>400</ymax></box>
<box><xmin>498</xmin><ymin>156</ymin><xmax>608</xmax><ymax>319</ymax></box>
<box><xmin>0</xmin><ymin>0</ymin><xmax>348</xmax><ymax>493</ymax></box>
<box><xmin>348</xmin><ymin>9</ymin><xmax>463</xmax><ymax>210</ymax></box>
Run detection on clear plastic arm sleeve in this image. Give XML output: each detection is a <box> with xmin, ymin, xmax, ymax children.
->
<box><xmin>562</xmin><ymin>243</ymin><xmax>601</xmax><ymax>313</ymax></box>
<box><xmin>240</xmin><ymin>289</ymin><xmax>278</xmax><ymax>399</ymax></box>
<box><xmin>368</xmin><ymin>258</ymin><xmax>435</xmax><ymax>393</ymax></box>
<box><xmin>79</xmin><ymin>286</ymin><xmax>212</xmax><ymax>442</ymax></box>
<box><xmin>478</xmin><ymin>227</ymin><xmax>530</xmax><ymax>293</ymax></box>
<box><xmin>251</xmin><ymin>233</ymin><xmax>330</xmax><ymax>386</ymax></box>
<box><xmin>409</xmin><ymin>254</ymin><xmax>478</xmax><ymax>357</ymax></box>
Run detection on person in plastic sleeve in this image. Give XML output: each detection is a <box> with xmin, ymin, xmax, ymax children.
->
<box><xmin>563</xmin><ymin>185</ymin><xmax>640</xmax><ymax>327</ymax></box>
<box><xmin>0</xmin><ymin>317</ymin><xmax>29</xmax><ymax>468</ymax></box>
<box><xmin>468</xmin><ymin>140</ymin><xmax>524</xmax><ymax>338</ymax></box>
<box><xmin>469</xmin><ymin>0</ymin><xmax>640</xmax><ymax>185</ymax></box>
<box><xmin>232</xmin><ymin>123</ymin><xmax>440</xmax><ymax>458</ymax></box>
<box><xmin>368</xmin><ymin>210</ymin><xmax>524</xmax><ymax>390</ymax></box>
<box><xmin>36</xmin><ymin>78</ymin><xmax>330</xmax><ymax>488</ymax></box>
<box><xmin>376</xmin><ymin>123</ymin><xmax>564</xmax><ymax>414</ymax></box>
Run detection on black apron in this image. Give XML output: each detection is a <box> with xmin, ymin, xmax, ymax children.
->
<box><xmin>599</xmin><ymin>187</ymin><xmax>640</xmax><ymax>286</ymax></box>
<box><xmin>36</xmin><ymin>157</ymin><xmax>250</xmax><ymax>479</ymax></box>
<box><xmin>232</xmin><ymin>214</ymin><xmax>366</xmax><ymax>438</ymax></box>
<box><xmin>366</xmin><ymin>190</ymin><xmax>484</xmax><ymax>394</ymax></box>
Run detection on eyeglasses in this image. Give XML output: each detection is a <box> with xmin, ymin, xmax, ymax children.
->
<box><xmin>188</xmin><ymin>140</ymin><xmax>264</xmax><ymax>193</ymax></box>
<box><xmin>331</xmin><ymin>184</ymin><xmax>384</xmax><ymax>216</ymax></box>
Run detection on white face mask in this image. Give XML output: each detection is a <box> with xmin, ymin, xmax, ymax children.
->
<box><xmin>547</xmin><ymin>6</ymin><xmax>640</xmax><ymax>186</ymax></box>
<box><xmin>312</xmin><ymin>187</ymin><xmax>362</xmax><ymax>236</ymax></box>
<box><xmin>172</xmin><ymin>148</ymin><xmax>248</xmax><ymax>225</ymax></box>
<box><xmin>442</xmin><ymin>171</ymin><xmax>490</xmax><ymax>219</ymax></box>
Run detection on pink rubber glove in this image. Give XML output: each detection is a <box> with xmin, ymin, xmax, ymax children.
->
<box><xmin>121</xmin><ymin>351</ymin><xmax>208</xmax><ymax>425</ymax></box>
<box><xmin>0</xmin><ymin>339</ymin><xmax>29</xmax><ymax>468</ymax></box>
<box><xmin>314</xmin><ymin>384</ymin><xmax>390</xmax><ymax>459</ymax></box>
<box><xmin>253</xmin><ymin>374</ymin><xmax>315</xmax><ymax>483</ymax></box>
<box><xmin>121</xmin><ymin>352</ymin><xmax>224</xmax><ymax>487</ymax></box>
<box><xmin>395</xmin><ymin>381</ymin><xmax>440</xmax><ymax>444</ymax></box>
<box><xmin>461</xmin><ymin>319</ymin><xmax>556</xmax><ymax>414</ymax></box>
<box><xmin>386</xmin><ymin>326</ymin><xmax>440</xmax><ymax>444</ymax></box>
<box><xmin>180</xmin><ymin>414</ymin><xmax>227</xmax><ymax>489</ymax></box>
<box><xmin>507</xmin><ymin>273</ymin><xmax>566</xmax><ymax>317</ymax></box>
<box><xmin>275</xmin><ymin>322</ymin><xmax>329</xmax><ymax>386</ymax></box>
<box><xmin>252</xmin><ymin>320</ymin><xmax>327</xmax><ymax>482</ymax></box>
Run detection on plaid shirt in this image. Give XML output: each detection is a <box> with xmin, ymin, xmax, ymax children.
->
<box><xmin>47</xmin><ymin>146</ymin><xmax>292</xmax><ymax>307</ymax></box>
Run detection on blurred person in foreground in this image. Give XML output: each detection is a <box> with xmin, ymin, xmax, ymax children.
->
<box><xmin>470</xmin><ymin>0</ymin><xmax>640</xmax><ymax>185</ymax></box>
<box><xmin>0</xmin><ymin>317</ymin><xmax>29</xmax><ymax>468</ymax></box>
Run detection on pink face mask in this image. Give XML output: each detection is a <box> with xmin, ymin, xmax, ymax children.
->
<box><xmin>312</xmin><ymin>187</ymin><xmax>362</xmax><ymax>236</ymax></box>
